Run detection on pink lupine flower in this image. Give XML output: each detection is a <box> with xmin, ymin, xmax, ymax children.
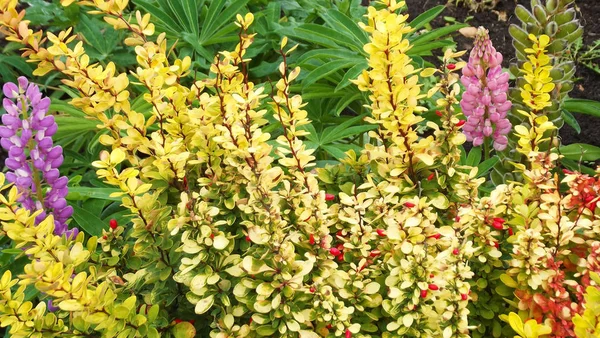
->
<box><xmin>460</xmin><ymin>27</ymin><xmax>512</xmax><ymax>151</ymax></box>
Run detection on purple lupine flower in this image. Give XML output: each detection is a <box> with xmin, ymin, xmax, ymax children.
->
<box><xmin>460</xmin><ymin>27</ymin><xmax>512</xmax><ymax>151</ymax></box>
<box><xmin>47</xmin><ymin>299</ymin><xmax>59</xmax><ymax>312</ymax></box>
<box><xmin>1</xmin><ymin>77</ymin><xmax>74</xmax><ymax>235</ymax></box>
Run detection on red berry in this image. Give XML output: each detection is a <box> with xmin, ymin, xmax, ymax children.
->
<box><xmin>245</xmin><ymin>235</ymin><xmax>251</xmax><ymax>242</ymax></box>
<box><xmin>420</xmin><ymin>289</ymin><xmax>428</xmax><ymax>298</ymax></box>
<box><xmin>493</xmin><ymin>241</ymin><xmax>499</xmax><ymax>249</ymax></box>
<box><xmin>337</xmin><ymin>243</ymin><xmax>344</xmax><ymax>251</ymax></box>
<box><xmin>376</xmin><ymin>229</ymin><xmax>386</xmax><ymax>237</ymax></box>
<box><xmin>109</xmin><ymin>219</ymin><xmax>118</xmax><ymax>229</ymax></box>
<box><xmin>325</xmin><ymin>193</ymin><xmax>335</xmax><ymax>201</ymax></box>
<box><xmin>429</xmin><ymin>273</ymin><xmax>434</xmax><ymax>278</ymax></box>
<box><xmin>309</xmin><ymin>234</ymin><xmax>315</xmax><ymax>245</ymax></box>
<box><xmin>455</xmin><ymin>216</ymin><xmax>461</xmax><ymax>222</ymax></box>
<box><xmin>428</xmin><ymin>284</ymin><xmax>439</xmax><ymax>291</ymax></box>
<box><xmin>249</xmin><ymin>318</ymin><xmax>253</xmax><ymax>324</ymax></box>
<box><xmin>492</xmin><ymin>222</ymin><xmax>504</xmax><ymax>230</ymax></box>
<box><xmin>174</xmin><ymin>319</ymin><xmax>183</xmax><ymax>324</ymax></box>
<box><xmin>346</xmin><ymin>329</ymin><xmax>352</xmax><ymax>338</ymax></box>
<box><xmin>370</xmin><ymin>250</ymin><xmax>381</xmax><ymax>257</ymax></box>
<box><xmin>326</xmin><ymin>324</ymin><xmax>332</xmax><ymax>329</ymax></box>
<box><xmin>337</xmin><ymin>230</ymin><xmax>344</xmax><ymax>237</ymax></box>
<box><xmin>427</xmin><ymin>172</ymin><xmax>435</xmax><ymax>181</ymax></box>
<box><xmin>453</xmin><ymin>248</ymin><xmax>459</xmax><ymax>255</ymax></box>
<box><xmin>435</xmin><ymin>110</ymin><xmax>443</xmax><ymax>117</ymax></box>
<box><xmin>330</xmin><ymin>248</ymin><xmax>341</xmax><ymax>256</ymax></box>
<box><xmin>102</xmin><ymin>235</ymin><xmax>107</xmax><ymax>240</ymax></box>
<box><xmin>337</xmin><ymin>254</ymin><xmax>344</xmax><ymax>262</ymax></box>
<box><xmin>461</xmin><ymin>293</ymin><xmax>468</xmax><ymax>301</ymax></box>
<box><xmin>446</xmin><ymin>63</ymin><xmax>456</xmax><ymax>70</ymax></box>
<box><xmin>404</xmin><ymin>202</ymin><xmax>416</xmax><ymax>208</ymax></box>
<box><xmin>456</xmin><ymin>120</ymin><xmax>465</xmax><ymax>127</ymax></box>
<box><xmin>309</xmin><ymin>287</ymin><xmax>316</xmax><ymax>293</ymax></box>
<box><xmin>508</xmin><ymin>228</ymin><xmax>514</xmax><ymax>236</ymax></box>
<box><xmin>430</xmin><ymin>233</ymin><xmax>441</xmax><ymax>240</ymax></box>
<box><xmin>189</xmin><ymin>320</ymin><xmax>195</xmax><ymax>325</ymax></box>
<box><xmin>210</xmin><ymin>233</ymin><xmax>214</xmax><ymax>239</ymax></box>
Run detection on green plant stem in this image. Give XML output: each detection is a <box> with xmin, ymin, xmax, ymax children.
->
<box><xmin>483</xmin><ymin>138</ymin><xmax>490</xmax><ymax>161</ymax></box>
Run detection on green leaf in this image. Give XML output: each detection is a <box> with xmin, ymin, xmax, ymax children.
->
<box><xmin>299</xmin><ymin>84</ymin><xmax>346</xmax><ymax>100</ymax></box>
<box><xmin>562</xmin><ymin>109</ymin><xmax>581</xmax><ymax>134</ymax></box>
<box><xmin>0</xmin><ymin>55</ymin><xmax>33</xmax><ymax>77</ymax></box>
<box><xmin>559</xmin><ymin>143</ymin><xmax>600</xmax><ymax>162</ymax></box>
<box><xmin>409</xmin><ymin>5</ymin><xmax>445</xmax><ymax>31</ymax></box>
<box><xmin>133</xmin><ymin>0</ymin><xmax>182</xmax><ymax>33</ymax></box>
<box><xmin>408</xmin><ymin>40</ymin><xmax>455</xmax><ymax>56</ymax></box>
<box><xmin>410</xmin><ymin>24</ymin><xmax>468</xmax><ymax>46</ymax></box>
<box><xmin>302</xmin><ymin>60</ymin><xmax>355</xmax><ymax>88</ymax></box>
<box><xmin>66</xmin><ymin>187</ymin><xmax>122</xmax><ymax>201</ymax></box>
<box><xmin>322</xmin><ymin>144</ymin><xmax>361</xmax><ymax>160</ymax></box>
<box><xmin>335</xmin><ymin>62</ymin><xmax>367</xmax><ymax>92</ymax></box>
<box><xmin>77</xmin><ymin>15</ymin><xmax>118</xmax><ymax>58</ymax></box>
<box><xmin>563</xmin><ymin>98</ymin><xmax>600</xmax><ymax>117</ymax></box>
<box><xmin>200</xmin><ymin>0</ymin><xmax>249</xmax><ymax>41</ymax></box>
<box><xmin>466</xmin><ymin>147</ymin><xmax>482</xmax><ymax>166</ymax></box>
<box><xmin>333</xmin><ymin>92</ymin><xmax>363</xmax><ymax>116</ymax></box>
<box><xmin>477</xmin><ymin>157</ymin><xmax>500</xmax><ymax>178</ymax></box>
<box><xmin>296</xmin><ymin>49</ymin><xmax>362</xmax><ymax>65</ymax></box>
<box><xmin>561</xmin><ymin>158</ymin><xmax>596</xmax><ymax>175</ymax></box>
<box><xmin>321</xmin><ymin>9</ymin><xmax>368</xmax><ymax>46</ymax></box>
<box><xmin>168</xmin><ymin>0</ymin><xmax>200</xmax><ymax>36</ymax></box>
<box><xmin>71</xmin><ymin>204</ymin><xmax>105</xmax><ymax>237</ymax></box>
<box><xmin>282</xmin><ymin>24</ymin><xmax>363</xmax><ymax>52</ymax></box>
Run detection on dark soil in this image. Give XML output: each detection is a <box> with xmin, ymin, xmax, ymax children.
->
<box><xmin>405</xmin><ymin>0</ymin><xmax>600</xmax><ymax>147</ymax></box>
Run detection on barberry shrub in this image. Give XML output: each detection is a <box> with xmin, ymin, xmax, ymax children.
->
<box><xmin>0</xmin><ymin>0</ymin><xmax>598</xmax><ymax>338</ymax></box>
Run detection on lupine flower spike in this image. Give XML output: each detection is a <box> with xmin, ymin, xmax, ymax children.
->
<box><xmin>460</xmin><ymin>27</ymin><xmax>512</xmax><ymax>151</ymax></box>
<box><xmin>0</xmin><ymin>77</ymin><xmax>75</xmax><ymax>236</ymax></box>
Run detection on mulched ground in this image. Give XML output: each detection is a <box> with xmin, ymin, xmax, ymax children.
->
<box><xmin>406</xmin><ymin>0</ymin><xmax>600</xmax><ymax>147</ymax></box>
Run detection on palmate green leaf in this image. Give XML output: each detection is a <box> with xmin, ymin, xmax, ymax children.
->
<box><xmin>0</xmin><ymin>54</ymin><xmax>33</xmax><ymax>77</ymax></box>
<box><xmin>321</xmin><ymin>120</ymin><xmax>376</xmax><ymax>144</ymax></box>
<box><xmin>296</xmin><ymin>49</ymin><xmax>363</xmax><ymax>65</ymax></box>
<box><xmin>561</xmin><ymin>158</ymin><xmax>596</xmax><ymax>175</ymax></box>
<box><xmin>322</xmin><ymin>144</ymin><xmax>362</xmax><ymax>160</ymax></box>
<box><xmin>71</xmin><ymin>204</ymin><xmax>105</xmax><ymax>237</ymax></box>
<box><xmin>66</xmin><ymin>187</ymin><xmax>122</xmax><ymax>201</ymax></box>
<box><xmin>562</xmin><ymin>109</ymin><xmax>581</xmax><ymax>134</ymax></box>
<box><xmin>409</xmin><ymin>5</ymin><xmax>445</xmax><ymax>31</ymax></box>
<box><xmin>333</xmin><ymin>91</ymin><xmax>363</xmax><ymax>116</ymax></box>
<box><xmin>280</xmin><ymin>24</ymin><xmax>363</xmax><ymax>52</ymax></box>
<box><xmin>165</xmin><ymin>0</ymin><xmax>201</xmax><ymax>37</ymax></box>
<box><xmin>302</xmin><ymin>60</ymin><xmax>356</xmax><ymax>88</ymax></box>
<box><xmin>335</xmin><ymin>62</ymin><xmax>367</xmax><ymax>92</ymax></box>
<box><xmin>563</xmin><ymin>98</ymin><xmax>600</xmax><ymax>117</ymax></box>
<box><xmin>320</xmin><ymin>9</ymin><xmax>369</xmax><ymax>46</ymax></box>
<box><xmin>466</xmin><ymin>147</ymin><xmax>482</xmax><ymax>166</ymax></box>
<box><xmin>296</xmin><ymin>84</ymin><xmax>346</xmax><ymax>100</ymax></box>
<box><xmin>477</xmin><ymin>157</ymin><xmax>500</xmax><ymax>178</ymax></box>
<box><xmin>559</xmin><ymin>143</ymin><xmax>600</xmax><ymax>162</ymax></box>
<box><xmin>408</xmin><ymin>40</ymin><xmax>455</xmax><ymax>57</ymax></box>
<box><xmin>200</xmin><ymin>0</ymin><xmax>250</xmax><ymax>41</ymax></box>
<box><xmin>408</xmin><ymin>24</ymin><xmax>467</xmax><ymax>56</ymax></box>
<box><xmin>133</xmin><ymin>0</ymin><xmax>182</xmax><ymax>33</ymax></box>
<box><xmin>76</xmin><ymin>15</ymin><xmax>119</xmax><ymax>59</ymax></box>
